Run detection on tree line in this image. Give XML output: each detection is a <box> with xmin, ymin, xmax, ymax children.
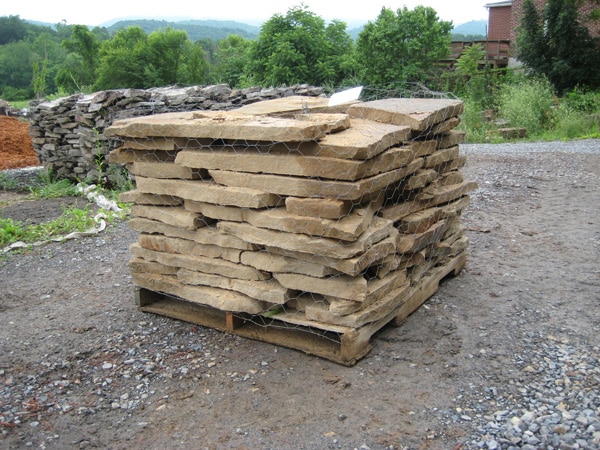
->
<box><xmin>1</xmin><ymin>0</ymin><xmax>599</xmax><ymax>103</ymax></box>
<box><xmin>0</xmin><ymin>5</ymin><xmax>453</xmax><ymax>101</ymax></box>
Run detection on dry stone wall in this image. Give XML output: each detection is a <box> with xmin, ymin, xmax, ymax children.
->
<box><xmin>27</xmin><ymin>84</ymin><xmax>324</xmax><ymax>183</ymax></box>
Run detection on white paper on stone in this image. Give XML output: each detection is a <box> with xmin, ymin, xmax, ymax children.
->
<box><xmin>328</xmin><ymin>86</ymin><xmax>363</xmax><ymax>107</ymax></box>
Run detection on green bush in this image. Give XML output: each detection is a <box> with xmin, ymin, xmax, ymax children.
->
<box><xmin>497</xmin><ymin>77</ymin><xmax>557</xmax><ymax>136</ymax></box>
<box><xmin>457</xmin><ymin>97</ymin><xmax>497</xmax><ymax>143</ymax></box>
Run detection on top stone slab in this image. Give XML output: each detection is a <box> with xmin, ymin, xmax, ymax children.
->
<box><xmin>105</xmin><ymin>110</ymin><xmax>350</xmax><ymax>142</ymax></box>
<box><xmin>347</xmin><ymin>98</ymin><xmax>464</xmax><ymax>131</ymax></box>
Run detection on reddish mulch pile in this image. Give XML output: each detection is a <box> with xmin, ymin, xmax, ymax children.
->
<box><xmin>0</xmin><ymin>116</ymin><xmax>40</xmax><ymax>170</ymax></box>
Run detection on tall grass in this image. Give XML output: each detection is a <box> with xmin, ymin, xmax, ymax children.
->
<box><xmin>497</xmin><ymin>77</ymin><xmax>557</xmax><ymax>136</ymax></box>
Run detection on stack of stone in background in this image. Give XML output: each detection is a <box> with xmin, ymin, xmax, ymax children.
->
<box><xmin>106</xmin><ymin>95</ymin><xmax>477</xmax><ymax>365</ymax></box>
<box><xmin>27</xmin><ymin>84</ymin><xmax>323</xmax><ymax>182</ymax></box>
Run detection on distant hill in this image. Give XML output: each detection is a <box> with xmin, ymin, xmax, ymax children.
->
<box><xmin>106</xmin><ymin>19</ymin><xmax>260</xmax><ymax>41</ymax></box>
<box><xmin>452</xmin><ymin>20</ymin><xmax>487</xmax><ymax>39</ymax></box>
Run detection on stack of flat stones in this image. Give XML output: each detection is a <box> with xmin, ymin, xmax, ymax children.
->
<box><xmin>106</xmin><ymin>95</ymin><xmax>476</xmax><ymax>341</ymax></box>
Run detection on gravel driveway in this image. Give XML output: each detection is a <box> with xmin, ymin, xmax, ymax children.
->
<box><xmin>1</xmin><ymin>139</ymin><xmax>599</xmax><ymax>449</ymax></box>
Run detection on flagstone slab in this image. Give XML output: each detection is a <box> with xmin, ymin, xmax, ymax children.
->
<box><xmin>348</xmin><ymin>98</ymin><xmax>464</xmax><ymax>131</ymax></box>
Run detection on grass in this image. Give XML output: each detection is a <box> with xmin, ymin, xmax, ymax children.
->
<box><xmin>0</xmin><ymin>205</ymin><xmax>96</xmax><ymax>247</ymax></box>
<box><xmin>0</xmin><ymin>168</ymin><xmax>129</xmax><ymax>251</ymax></box>
<box><xmin>458</xmin><ymin>81</ymin><xmax>600</xmax><ymax>143</ymax></box>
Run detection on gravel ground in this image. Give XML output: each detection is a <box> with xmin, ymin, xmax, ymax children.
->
<box><xmin>1</xmin><ymin>138</ymin><xmax>599</xmax><ymax>449</ymax></box>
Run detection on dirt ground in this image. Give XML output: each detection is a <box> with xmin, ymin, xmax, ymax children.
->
<box><xmin>1</xmin><ymin>140</ymin><xmax>599</xmax><ymax>449</ymax></box>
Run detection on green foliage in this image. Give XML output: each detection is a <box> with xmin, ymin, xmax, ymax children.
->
<box><xmin>0</xmin><ymin>40</ymin><xmax>35</xmax><ymax>99</ymax></box>
<box><xmin>0</xmin><ymin>15</ymin><xmax>28</xmax><ymax>45</ymax></box>
<box><xmin>212</xmin><ymin>34</ymin><xmax>252</xmax><ymax>87</ymax></box>
<box><xmin>0</xmin><ymin>206</ymin><xmax>97</xmax><ymax>248</ymax></box>
<box><xmin>55</xmin><ymin>25</ymin><xmax>101</xmax><ymax>93</ymax></box>
<box><xmin>246</xmin><ymin>5</ymin><xmax>354</xmax><ymax>86</ymax></box>
<box><xmin>457</xmin><ymin>97</ymin><xmax>497</xmax><ymax>143</ymax></box>
<box><xmin>95</xmin><ymin>26</ymin><xmax>206</xmax><ymax>90</ymax></box>
<box><xmin>145</xmin><ymin>27</ymin><xmax>189</xmax><ymax>86</ymax></box>
<box><xmin>497</xmin><ymin>77</ymin><xmax>557</xmax><ymax>135</ymax></box>
<box><xmin>28</xmin><ymin>169</ymin><xmax>80</xmax><ymax>199</ymax></box>
<box><xmin>517</xmin><ymin>0</ymin><xmax>600</xmax><ymax>94</ymax></box>
<box><xmin>355</xmin><ymin>6</ymin><xmax>452</xmax><ymax>87</ymax></box>
<box><xmin>0</xmin><ymin>173</ymin><xmax>20</xmax><ymax>191</ymax></box>
<box><xmin>94</xmin><ymin>27</ymin><xmax>149</xmax><ymax>89</ymax></box>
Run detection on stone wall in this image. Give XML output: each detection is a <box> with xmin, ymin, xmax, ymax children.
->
<box><xmin>27</xmin><ymin>84</ymin><xmax>324</xmax><ymax>183</ymax></box>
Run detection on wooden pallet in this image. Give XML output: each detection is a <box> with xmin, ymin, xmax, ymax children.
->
<box><xmin>137</xmin><ymin>253</ymin><xmax>466</xmax><ymax>366</ymax></box>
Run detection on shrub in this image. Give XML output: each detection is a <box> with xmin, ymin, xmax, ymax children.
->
<box><xmin>497</xmin><ymin>77</ymin><xmax>556</xmax><ymax>136</ymax></box>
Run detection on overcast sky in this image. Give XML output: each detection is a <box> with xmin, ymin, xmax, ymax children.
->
<box><xmin>2</xmin><ymin>0</ymin><xmax>490</xmax><ymax>28</ymax></box>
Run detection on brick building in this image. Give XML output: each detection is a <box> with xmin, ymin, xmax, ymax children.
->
<box><xmin>486</xmin><ymin>0</ymin><xmax>600</xmax><ymax>43</ymax></box>
<box><xmin>485</xmin><ymin>0</ymin><xmax>513</xmax><ymax>40</ymax></box>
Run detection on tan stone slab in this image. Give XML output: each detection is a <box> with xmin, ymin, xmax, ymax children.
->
<box><xmin>436</xmin><ymin>170</ymin><xmax>465</xmax><ymax>186</ymax></box>
<box><xmin>108</xmin><ymin>148</ymin><xmax>136</xmax><ymax>164</ymax></box>
<box><xmin>128</xmin><ymin>218</ymin><xmax>256</xmax><ymax>250</ymax></box>
<box><xmin>138</xmin><ymin>234</ymin><xmax>242</xmax><ymax>264</ymax></box>
<box><xmin>130</xmin><ymin>243</ymin><xmax>269</xmax><ymax>281</ymax></box>
<box><xmin>109</xmin><ymin>148</ymin><xmax>177</xmax><ymax>164</ymax></box>
<box><xmin>129</xmin><ymin>257</ymin><xmax>179</xmax><ymax>275</ymax></box>
<box><xmin>412</xmin><ymin>117</ymin><xmax>461</xmax><ymax>138</ymax></box>
<box><xmin>327</xmin><ymin>298</ymin><xmax>362</xmax><ymax>316</ymax></box>
<box><xmin>266</xmin><ymin>234</ymin><xmax>398</xmax><ymax>277</ymax></box>
<box><xmin>435</xmin><ymin>130</ymin><xmax>465</xmax><ymax>149</ymax></box>
<box><xmin>305</xmin><ymin>278</ymin><xmax>412</xmax><ymax>328</ymax></box>
<box><xmin>285</xmin><ymin>197</ymin><xmax>352</xmax><ymax>219</ymax></box>
<box><xmin>440</xmin><ymin>196</ymin><xmax>471</xmax><ymax>218</ymax></box>
<box><xmin>184</xmin><ymin>200</ymin><xmax>245</xmax><ymax>222</ymax></box>
<box><xmin>449</xmin><ymin>236</ymin><xmax>469</xmax><ymax>255</ymax></box>
<box><xmin>323</xmin><ymin>268</ymin><xmax>408</xmax><ymax>309</ymax></box>
<box><xmin>396</xmin><ymin>219</ymin><xmax>449</xmax><ymax>254</ymax></box>
<box><xmin>380</xmin><ymin>198</ymin><xmax>427</xmax><ymax>222</ymax></box>
<box><xmin>177</xmin><ymin>269</ymin><xmax>290</xmax><ymax>305</ymax></box>
<box><xmin>348</xmin><ymin>98</ymin><xmax>464</xmax><ymax>131</ymax></box>
<box><xmin>209</xmin><ymin>157</ymin><xmax>424</xmax><ymax>201</ymax></box>
<box><xmin>240</xmin><ymin>250</ymin><xmax>339</xmax><ymax>278</ymax></box>
<box><xmin>397</xmin><ymin>169</ymin><xmax>439</xmax><ymax>191</ymax></box>
<box><xmin>184</xmin><ymin>198</ymin><xmax>379</xmax><ymax>242</ymax></box>
<box><xmin>175</xmin><ymin>145</ymin><xmax>415</xmax><ymax>181</ymax></box>
<box><xmin>397</xmin><ymin>206</ymin><xmax>444</xmax><ymax>234</ymax></box>
<box><xmin>235</xmin><ymin>96</ymin><xmax>329</xmax><ymax>115</ymax></box>
<box><xmin>381</xmin><ymin>181</ymin><xmax>476</xmax><ymax>222</ymax></box>
<box><xmin>299</xmin><ymin>119</ymin><xmax>411</xmax><ymax>160</ymax></box>
<box><xmin>418</xmin><ymin>181</ymin><xmax>478</xmax><ymax>204</ymax></box>
<box><xmin>403</xmin><ymin>140</ymin><xmax>437</xmax><ymax>157</ymax></box>
<box><xmin>275</xmin><ymin>272</ymin><xmax>368</xmax><ymax>302</ymax></box>
<box><xmin>105</xmin><ymin>110</ymin><xmax>349</xmax><ymax>142</ymax></box>
<box><xmin>131</xmin><ymin>205</ymin><xmax>209</xmax><ymax>230</ymax></box>
<box><xmin>118</xmin><ymin>189</ymin><xmax>183</xmax><ymax>206</ymax></box>
<box><xmin>234</xmin><ymin>95</ymin><xmax>355</xmax><ymax>116</ymax></box>
<box><xmin>132</xmin><ymin>272</ymin><xmax>266</xmax><ymax>314</ymax></box>
<box><xmin>130</xmin><ymin>161</ymin><xmax>206</xmax><ymax>179</ymax></box>
<box><xmin>218</xmin><ymin>215</ymin><xmax>394</xmax><ymax>260</ymax></box>
<box><xmin>253</xmin><ymin>198</ymin><xmax>382</xmax><ymax>241</ymax></box>
<box><xmin>135</xmin><ymin>176</ymin><xmax>283</xmax><ymax>208</ymax></box>
<box><xmin>423</xmin><ymin>146</ymin><xmax>460</xmax><ymax>169</ymax></box>
<box><xmin>432</xmin><ymin>155</ymin><xmax>467</xmax><ymax>174</ymax></box>
<box><xmin>122</xmin><ymin>137</ymin><xmax>176</xmax><ymax>150</ymax></box>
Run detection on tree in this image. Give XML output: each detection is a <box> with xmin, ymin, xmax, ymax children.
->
<box><xmin>517</xmin><ymin>0</ymin><xmax>600</xmax><ymax>93</ymax></box>
<box><xmin>212</xmin><ymin>34</ymin><xmax>252</xmax><ymax>87</ymax></box>
<box><xmin>145</xmin><ymin>27</ymin><xmax>189</xmax><ymax>86</ymax></box>
<box><xmin>180</xmin><ymin>41</ymin><xmax>210</xmax><ymax>85</ymax></box>
<box><xmin>246</xmin><ymin>5</ymin><xmax>354</xmax><ymax>86</ymax></box>
<box><xmin>355</xmin><ymin>6</ymin><xmax>453</xmax><ymax>87</ymax></box>
<box><xmin>56</xmin><ymin>24</ymin><xmax>101</xmax><ymax>91</ymax></box>
<box><xmin>0</xmin><ymin>15</ymin><xmax>28</xmax><ymax>45</ymax></box>
<box><xmin>0</xmin><ymin>41</ymin><xmax>34</xmax><ymax>99</ymax></box>
<box><xmin>94</xmin><ymin>27</ymin><xmax>149</xmax><ymax>89</ymax></box>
